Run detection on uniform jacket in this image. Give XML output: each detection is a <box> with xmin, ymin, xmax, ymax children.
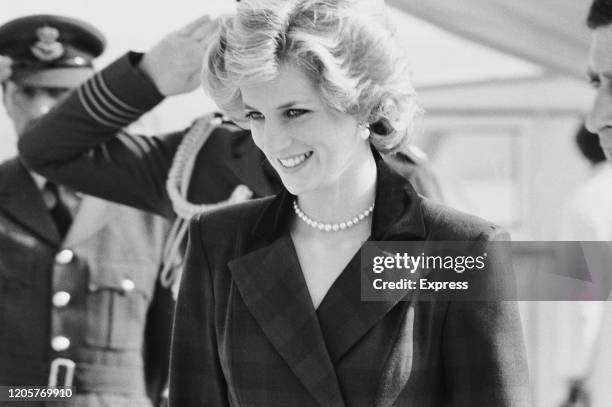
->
<box><xmin>169</xmin><ymin>156</ymin><xmax>531</xmax><ymax>407</ymax></box>
<box><xmin>0</xmin><ymin>158</ymin><xmax>172</xmax><ymax>406</ymax></box>
<box><xmin>18</xmin><ymin>52</ymin><xmax>441</xmax><ymax>222</ymax></box>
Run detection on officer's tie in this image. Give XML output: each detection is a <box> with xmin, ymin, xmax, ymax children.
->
<box><xmin>44</xmin><ymin>182</ymin><xmax>74</xmax><ymax>238</ymax></box>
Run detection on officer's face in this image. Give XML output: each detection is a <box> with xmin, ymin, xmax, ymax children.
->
<box><xmin>586</xmin><ymin>23</ymin><xmax>612</xmax><ymax>163</ymax></box>
<box><xmin>2</xmin><ymin>81</ymin><xmax>70</xmax><ymax>135</ymax></box>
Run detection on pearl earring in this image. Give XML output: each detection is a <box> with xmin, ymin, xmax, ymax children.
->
<box><xmin>358</xmin><ymin>122</ymin><xmax>370</xmax><ymax>140</ymax></box>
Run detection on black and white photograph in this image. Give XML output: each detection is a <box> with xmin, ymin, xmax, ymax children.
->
<box><xmin>1</xmin><ymin>0</ymin><xmax>611</xmax><ymax>406</ymax></box>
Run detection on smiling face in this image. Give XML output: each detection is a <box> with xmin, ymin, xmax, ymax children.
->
<box><xmin>586</xmin><ymin>24</ymin><xmax>612</xmax><ymax>162</ymax></box>
<box><xmin>240</xmin><ymin>64</ymin><xmax>372</xmax><ymax>197</ymax></box>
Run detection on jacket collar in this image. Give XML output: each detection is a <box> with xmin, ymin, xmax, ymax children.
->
<box><xmin>0</xmin><ymin>158</ymin><xmax>61</xmax><ymax>245</ymax></box>
<box><xmin>314</xmin><ymin>155</ymin><xmax>427</xmax><ymax>364</ymax></box>
<box><xmin>228</xmin><ymin>152</ymin><xmax>427</xmax><ymax>406</ymax></box>
<box><xmin>0</xmin><ymin>158</ymin><xmax>116</xmax><ymax>248</ymax></box>
<box><xmin>228</xmin><ymin>235</ymin><xmax>346</xmax><ymax>407</ymax></box>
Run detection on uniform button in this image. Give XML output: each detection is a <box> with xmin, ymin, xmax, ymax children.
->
<box><xmin>51</xmin><ymin>336</ymin><xmax>70</xmax><ymax>351</ymax></box>
<box><xmin>52</xmin><ymin>291</ymin><xmax>71</xmax><ymax>307</ymax></box>
<box><xmin>121</xmin><ymin>279</ymin><xmax>135</xmax><ymax>292</ymax></box>
<box><xmin>55</xmin><ymin>249</ymin><xmax>74</xmax><ymax>264</ymax></box>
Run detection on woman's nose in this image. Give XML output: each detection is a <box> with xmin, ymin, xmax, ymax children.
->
<box><xmin>262</xmin><ymin>121</ymin><xmax>290</xmax><ymax>151</ymax></box>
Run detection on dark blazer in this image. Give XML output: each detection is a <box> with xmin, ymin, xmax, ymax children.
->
<box><xmin>0</xmin><ymin>158</ymin><xmax>172</xmax><ymax>406</ymax></box>
<box><xmin>170</xmin><ymin>157</ymin><xmax>530</xmax><ymax>407</ymax></box>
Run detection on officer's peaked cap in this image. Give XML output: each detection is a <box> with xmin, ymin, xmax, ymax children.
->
<box><xmin>0</xmin><ymin>14</ymin><xmax>105</xmax><ymax>88</ymax></box>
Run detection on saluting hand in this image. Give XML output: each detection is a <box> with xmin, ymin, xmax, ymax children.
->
<box><xmin>0</xmin><ymin>55</ymin><xmax>12</xmax><ymax>83</ymax></box>
<box><xmin>139</xmin><ymin>15</ymin><xmax>220</xmax><ymax>96</ymax></box>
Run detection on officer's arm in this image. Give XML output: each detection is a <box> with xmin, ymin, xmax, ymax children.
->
<box><xmin>18</xmin><ymin>51</ymin><xmax>179</xmax><ymax>217</ymax></box>
<box><xmin>18</xmin><ymin>16</ymin><xmax>218</xmax><ymax>218</ymax></box>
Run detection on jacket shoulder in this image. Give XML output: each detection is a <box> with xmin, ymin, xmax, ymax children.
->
<box><xmin>188</xmin><ymin>121</ymin><xmax>252</xmax><ymax>162</ymax></box>
<box><xmin>190</xmin><ymin>196</ymin><xmax>274</xmax><ymax>243</ymax></box>
<box><xmin>0</xmin><ymin>157</ymin><xmax>20</xmax><ymax>172</ymax></box>
<box><xmin>205</xmin><ymin>121</ymin><xmax>249</xmax><ymax>141</ymax></box>
<box><xmin>419</xmin><ymin>197</ymin><xmax>509</xmax><ymax>241</ymax></box>
<box><xmin>0</xmin><ymin>158</ymin><xmax>26</xmax><ymax>192</ymax></box>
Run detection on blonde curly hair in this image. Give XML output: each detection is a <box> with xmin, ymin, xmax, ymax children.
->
<box><xmin>203</xmin><ymin>0</ymin><xmax>422</xmax><ymax>153</ymax></box>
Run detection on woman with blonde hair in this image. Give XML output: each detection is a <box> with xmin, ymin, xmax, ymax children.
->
<box><xmin>170</xmin><ymin>1</ymin><xmax>530</xmax><ymax>405</ymax></box>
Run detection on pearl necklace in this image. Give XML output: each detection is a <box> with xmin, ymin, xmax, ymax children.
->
<box><xmin>292</xmin><ymin>199</ymin><xmax>375</xmax><ymax>232</ymax></box>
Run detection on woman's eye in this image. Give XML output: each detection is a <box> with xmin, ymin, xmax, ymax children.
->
<box><xmin>245</xmin><ymin>111</ymin><xmax>264</xmax><ymax>121</ymax></box>
<box><xmin>285</xmin><ymin>109</ymin><xmax>307</xmax><ymax>118</ymax></box>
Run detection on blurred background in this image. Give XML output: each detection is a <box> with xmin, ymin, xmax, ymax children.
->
<box><xmin>0</xmin><ymin>0</ymin><xmax>604</xmax><ymax>405</ymax></box>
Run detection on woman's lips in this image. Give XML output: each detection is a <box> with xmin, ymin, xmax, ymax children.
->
<box><xmin>278</xmin><ymin>151</ymin><xmax>313</xmax><ymax>169</ymax></box>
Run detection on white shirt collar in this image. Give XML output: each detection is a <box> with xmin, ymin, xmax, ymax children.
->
<box><xmin>29</xmin><ymin>171</ymin><xmax>47</xmax><ymax>190</ymax></box>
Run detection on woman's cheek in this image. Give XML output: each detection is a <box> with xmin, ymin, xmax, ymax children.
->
<box><xmin>250</xmin><ymin>125</ymin><xmax>265</xmax><ymax>150</ymax></box>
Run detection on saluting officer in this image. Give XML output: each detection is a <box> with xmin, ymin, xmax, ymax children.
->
<box><xmin>0</xmin><ymin>15</ymin><xmax>172</xmax><ymax>406</ymax></box>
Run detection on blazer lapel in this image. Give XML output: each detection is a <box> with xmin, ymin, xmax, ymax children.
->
<box><xmin>316</xmin><ymin>156</ymin><xmax>428</xmax><ymax>364</ymax></box>
<box><xmin>373</xmin><ymin>305</ymin><xmax>415</xmax><ymax>407</ymax></box>
<box><xmin>315</xmin><ymin>253</ymin><xmax>412</xmax><ymax>364</ymax></box>
<box><xmin>0</xmin><ymin>158</ymin><xmax>60</xmax><ymax>245</ymax></box>
<box><xmin>225</xmin><ymin>131</ymin><xmax>281</xmax><ymax>197</ymax></box>
<box><xmin>228</xmin><ymin>235</ymin><xmax>346</xmax><ymax>407</ymax></box>
<box><xmin>239</xmin><ymin>156</ymin><xmax>427</xmax><ymax>404</ymax></box>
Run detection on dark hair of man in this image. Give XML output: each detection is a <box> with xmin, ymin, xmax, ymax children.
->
<box><xmin>576</xmin><ymin>123</ymin><xmax>606</xmax><ymax>164</ymax></box>
<box><xmin>587</xmin><ymin>0</ymin><xmax>612</xmax><ymax>29</ymax></box>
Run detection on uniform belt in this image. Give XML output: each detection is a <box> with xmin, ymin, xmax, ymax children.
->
<box><xmin>49</xmin><ymin>359</ymin><xmax>147</xmax><ymax>395</ymax></box>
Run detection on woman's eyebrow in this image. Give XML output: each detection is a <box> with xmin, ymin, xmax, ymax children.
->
<box><xmin>276</xmin><ymin>101</ymin><xmax>299</xmax><ymax>109</ymax></box>
<box><xmin>244</xmin><ymin>100</ymin><xmax>308</xmax><ymax>110</ymax></box>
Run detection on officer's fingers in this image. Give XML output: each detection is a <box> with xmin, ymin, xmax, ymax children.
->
<box><xmin>229</xmin><ymin>185</ymin><xmax>253</xmax><ymax>202</ymax></box>
<box><xmin>177</xmin><ymin>15</ymin><xmax>212</xmax><ymax>37</ymax></box>
<box><xmin>186</xmin><ymin>70</ymin><xmax>203</xmax><ymax>88</ymax></box>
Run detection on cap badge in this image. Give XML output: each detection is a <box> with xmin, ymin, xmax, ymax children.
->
<box><xmin>30</xmin><ymin>26</ymin><xmax>64</xmax><ymax>61</ymax></box>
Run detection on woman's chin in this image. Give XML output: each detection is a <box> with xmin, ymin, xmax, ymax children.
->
<box><xmin>283</xmin><ymin>181</ymin><xmax>309</xmax><ymax>197</ymax></box>
<box><xmin>281</xmin><ymin>174</ymin><xmax>322</xmax><ymax>197</ymax></box>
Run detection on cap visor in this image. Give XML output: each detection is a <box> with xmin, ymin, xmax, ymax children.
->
<box><xmin>11</xmin><ymin>67</ymin><xmax>94</xmax><ymax>88</ymax></box>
